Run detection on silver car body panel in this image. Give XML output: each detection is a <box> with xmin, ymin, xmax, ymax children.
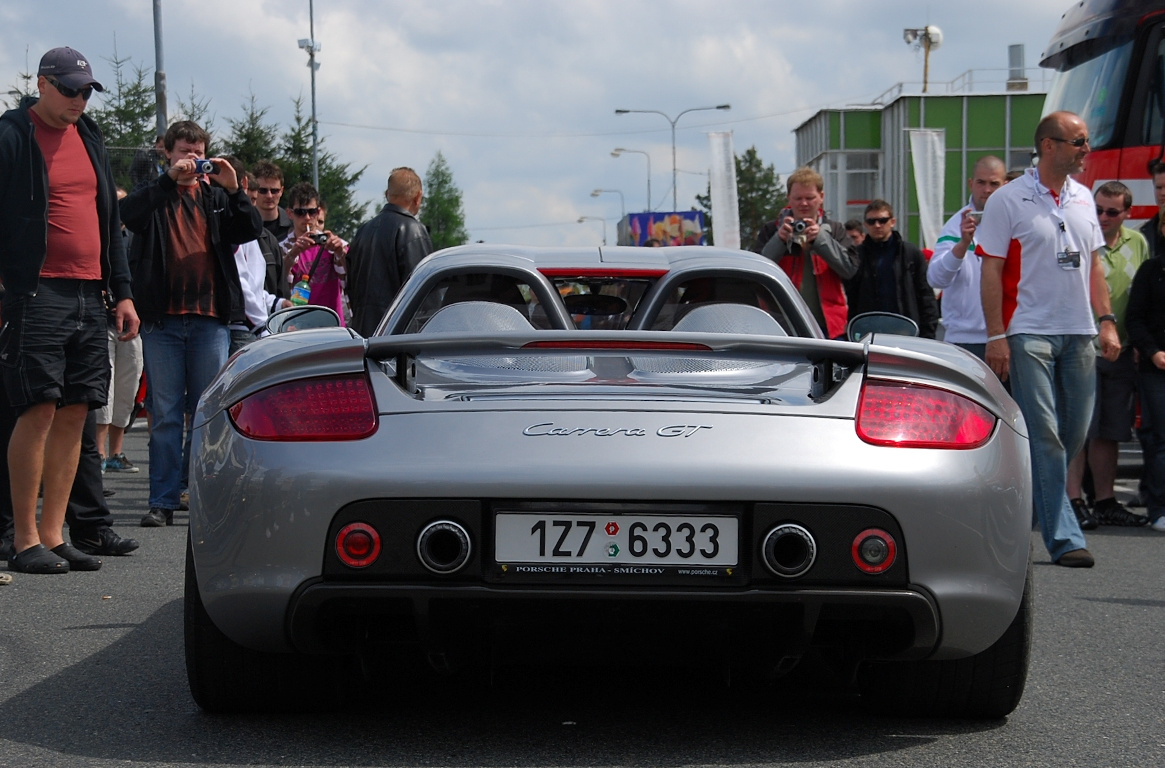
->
<box><xmin>189</xmin><ymin>246</ymin><xmax>1031</xmax><ymax>665</ymax></box>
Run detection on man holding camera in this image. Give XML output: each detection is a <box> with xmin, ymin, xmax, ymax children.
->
<box><xmin>926</xmin><ymin>155</ymin><xmax>1008</xmax><ymax>359</ymax></box>
<box><xmin>120</xmin><ymin>120</ymin><xmax>261</xmax><ymax>528</ymax></box>
<box><xmin>757</xmin><ymin>167</ymin><xmax>858</xmax><ymax>340</ymax></box>
<box><xmin>280</xmin><ymin>182</ymin><xmax>349</xmax><ymax>325</ymax></box>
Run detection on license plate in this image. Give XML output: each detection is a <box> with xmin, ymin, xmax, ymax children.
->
<box><xmin>494</xmin><ymin>513</ymin><xmax>738</xmax><ymax>566</ymax></box>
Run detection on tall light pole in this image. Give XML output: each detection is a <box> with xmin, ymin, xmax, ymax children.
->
<box><xmin>577</xmin><ymin>216</ymin><xmax>607</xmax><ymax>246</ymax></box>
<box><xmin>590</xmin><ymin>189</ymin><xmax>625</xmax><ymax>219</ymax></box>
<box><xmin>612</xmin><ymin>148</ymin><xmax>651</xmax><ymax>212</ymax></box>
<box><xmin>152</xmin><ymin>0</ymin><xmax>167</xmax><ymax>139</ymax></box>
<box><xmin>614</xmin><ymin>104</ymin><xmax>730</xmax><ymax>211</ymax></box>
<box><xmin>298</xmin><ymin>0</ymin><xmax>321</xmax><ymax>188</ymax></box>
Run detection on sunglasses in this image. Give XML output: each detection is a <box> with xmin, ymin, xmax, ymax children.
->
<box><xmin>1096</xmin><ymin>206</ymin><xmax>1127</xmax><ymax>217</ymax></box>
<box><xmin>47</xmin><ymin>76</ymin><xmax>93</xmax><ymax>101</ymax></box>
<box><xmin>865</xmin><ymin>216</ymin><xmax>892</xmax><ymax>225</ymax></box>
<box><xmin>1048</xmin><ymin>136</ymin><xmax>1089</xmax><ymax>147</ymax></box>
<box><xmin>291</xmin><ymin>207</ymin><xmax>320</xmax><ymax>217</ymax></box>
<box><xmin>256</xmin><ymin>187</ymin><xmax>282</xmax><ymax>196</ymax></box>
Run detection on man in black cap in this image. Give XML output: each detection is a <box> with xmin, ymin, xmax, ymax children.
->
<box><xmin>0</xmin><ymin>47</ymin><xmax>140</xmax><ymax>573</ymax></box>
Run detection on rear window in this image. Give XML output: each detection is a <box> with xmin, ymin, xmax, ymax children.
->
<box><xmin>649</xmin><ymin>277</ymin><xmax>794</xmax><ymax>334</ymax></box>
<box><xmin>550</xmin><ymin>277</ymin><xmax>655</xmax><ymax>330</ymax></box>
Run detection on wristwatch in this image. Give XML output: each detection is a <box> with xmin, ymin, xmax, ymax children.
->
<box><xmin>1098</xmin><ymin>314</ymin><xmax>1117</xmax><ymax>325</ymax></box>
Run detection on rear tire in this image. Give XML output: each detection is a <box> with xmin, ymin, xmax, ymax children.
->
<box><xmin>858</xmin><ymin>564</ymin><xmax>1033</xmax><ymax>719</ymax></box>
<box><xmin>184</xmin><ymin>535</ymin><xmax>345</xmax><ymax>713</ymax></box>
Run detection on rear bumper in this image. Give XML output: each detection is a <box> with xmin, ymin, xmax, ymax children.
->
<box><xmin>285</xmin><ymin>580</ymin><xmax>942</xmax><ymax>661</ymax></box>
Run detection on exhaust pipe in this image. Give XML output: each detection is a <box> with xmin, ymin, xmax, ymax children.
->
<box><xmin>762</xmin><ymin>523</ymin><xmax>816</xmax><ymax>578</ymax></box>
<box><xmin>417</xmin><ymin>520</ymin><xmax>472</xmax><ymax>574</ymax></box>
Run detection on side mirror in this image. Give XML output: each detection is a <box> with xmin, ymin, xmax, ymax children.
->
<box><xmin>846</xmin><ymin>311</ymin><xmax>920</xmax><ymax>342</ymax></box>
<box><xmin>266</xmin><ymin>305</ymin><xmax>341</xmax><ymax>334</ymax></box>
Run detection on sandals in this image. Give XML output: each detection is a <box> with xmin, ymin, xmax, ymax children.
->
<box><xmin>50</xmin><ymin>543</ymin><xmax>102</xmax><ymax>571</ymax></box>
<box><xmin>7</xmin><ymin>544</ymin><xmax>69</xmax><ymax>574</ymax></box>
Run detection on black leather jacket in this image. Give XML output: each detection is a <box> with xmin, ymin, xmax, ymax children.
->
<box><xmin>120</xmin><ymin>171</ymin><xmax>260</xmax><ymax>323</ymax></box>
<box><xmin>346</xmin><ymin>203</ymin><xmax>434</xmax><ymax>336</ymax></box>
<box><xmin>0</xmin><ymin>96</ymin><xmax>132</xmax><ymax>303</ymax></box>
<box><xmin>846</xmin><ymin>231</ymin><xmax>940</xmax><ymax>338</ymax></box>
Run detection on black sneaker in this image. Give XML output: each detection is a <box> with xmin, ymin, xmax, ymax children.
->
<box><xmin>1070</xmin><ymin>497</ymin><xmax>1098</xmax><ymax>530</ymax></box>
<box><xmin>71</xmin><ymin>527</ymin><xmax>140</xmax><ymax>556</ymax></box>
<box><xmin>1093</xmin><ymin>497</ymin><xmax>1149</xmax><ymax>527</ymax></box>
<box><xmin>140</xmin><ymin>508</ymin><xmax>174</xmax><ymax>528</ymax></box>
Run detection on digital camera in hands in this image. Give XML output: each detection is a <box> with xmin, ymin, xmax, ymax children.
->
<box><xmin>192</xmin><ymin>158</ymin><xmax>219</xmax><ymax>175</ymax></box>
<box><xmin>309</xmin><ymin>232</ymin><xmax>329</xmax><ymax>246</ymax></box>
<box><xmin>792</xmin><ymin>219</ymin><xmax>810</xmax><ymax>251</ymax></box>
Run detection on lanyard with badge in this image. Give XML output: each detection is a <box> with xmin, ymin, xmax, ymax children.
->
<box><xmin>1032</xmin><ymin>169</ymin><xmax>1081</xmax><ymax>270</ymax></box>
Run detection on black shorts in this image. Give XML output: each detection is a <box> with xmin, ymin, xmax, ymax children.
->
<box><xmin>0</xmin><ymin>278</ymin><xmax>109</xmax><ymax>413</ymax></box>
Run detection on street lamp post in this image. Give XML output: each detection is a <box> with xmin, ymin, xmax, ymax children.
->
<box><xmin>614</xmin><ymin>104</ymin><xmax>730</xmax><ymax>211</ymax></box>
<box><xmin>577</xmin><ymin>216</ymin><xmax>607</xmax><ymax>246</ymax></box>
<box><xmin>297</xmin><ymin>0</ymin><xmax>322</xmax><ymax>189</ymax></box>
<box><xmin>590</xmin><ymin>189</ymin><xmax>625</xmax><ymax>219</ymax></box>
<box><xmin>611</xmin><ymin>148</ymin><xmax>651</xmax><ymax>212</ymax></box>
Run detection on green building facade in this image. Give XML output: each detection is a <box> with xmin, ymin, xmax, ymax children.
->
<box><xmin>795</xmin><ymin>92</ymin><xmax>1046</xmax><ymax>247</ymax></box>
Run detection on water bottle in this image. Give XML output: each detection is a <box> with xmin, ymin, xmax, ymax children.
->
<box><xmin>290</xmin><ymin>275</ymin><xmax>311</xmax><ymax>306</ymax></box>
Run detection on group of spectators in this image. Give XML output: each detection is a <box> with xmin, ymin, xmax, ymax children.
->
<box><xmin>0</xmin><ymin>47</ymin><xmax>433</xmax><ymax>574</ymax></box>
<box><xmin>752</xmin><ymin>167</ymin><xmax>939</xmax><ymax>342</ymax></box>
<box><xmin>755</xmin><ymin>110</ymin><xmax>1165</xmax><ymax>567</ymax></box>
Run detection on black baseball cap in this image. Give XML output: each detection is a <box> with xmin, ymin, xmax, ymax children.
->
<box><xmin>37</xmin><ymin>47</ymin><xmax>104</xmax><ymax>92</ymax></box>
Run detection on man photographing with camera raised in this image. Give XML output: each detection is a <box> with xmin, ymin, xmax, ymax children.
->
<box><xmin>280</xmin><ymin>182</ymin><xmax>349</xmax><ymax>325</ymax></box>
<box><xmin>756</xmin><ymin>167</ymin><xmax>858</xmax><ymax>340</ymax></box>
<box><xmin>121</xmin><ymin>120</ymin><xmax>261</xmax><ymax>528</ymax></box>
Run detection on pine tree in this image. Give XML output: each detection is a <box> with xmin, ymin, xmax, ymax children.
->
<box><xmin>87</xmin><ymin>50</ymin><xmax>156</xmax><ymax>149</ymax></box>
<box><xmin>695</xmin><ymin>146</ymin><xmax>786</xmax><ymax>249</ymax></box>
<box><xmin>172</xmin><ymin>82</ymin><xmax>217</xmax><ymax>149</ymax></box>
<box><xmin>86</xmin><ymin>49</ymin><xmax>158</xmax><ymax>191</ymax></box>
<box><xmin>419</xmin><ymin>151</ymin><xmax>468</xmax><ymax>250</ymax></box>
<box><xmin>277</xmin><ymin>96</ymin><xmax>368</xmax><ymax>239</ymax></box>
<box><xmin>223</xmin><ymin>92</ymin><xmax>280</xmax><ymax>169</ymax></box>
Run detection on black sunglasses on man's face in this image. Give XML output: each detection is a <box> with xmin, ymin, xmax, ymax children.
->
<box><xmin>47</xmin><ymin>76</ymin><xmax>93</xmax><ymax>101</ymax></box>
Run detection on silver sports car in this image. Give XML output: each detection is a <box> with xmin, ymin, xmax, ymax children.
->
<box><xmin>185</xmin><ymin>245</ymin><xmax>1032</xmax><ymax>717</ymax></box>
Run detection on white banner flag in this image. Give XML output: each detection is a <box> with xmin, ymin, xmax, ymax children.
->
<box><xmin>707</xmin><ymin>131</ymin><xmax>739</xmax><ymax>250</ymax></box>
<box><xmin>907</xmin><ymin>128</ymin><xmax>945</xmax><ymax>251</ymax></box>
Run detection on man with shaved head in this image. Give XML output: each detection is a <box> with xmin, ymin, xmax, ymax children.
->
<box><xmin>976</xmin><ymin>111</ymin><xmax>1121</xmax><ymax>568</ymax></box>
<box><xmin>345</xmin><ymin>167</ymin><xmax>434</xmax><ymax>336</ymax></box>
<box><xmin>927</xmin><ymin>154</ymin><xmax>1008</xmax><ymax>360</ymax></box>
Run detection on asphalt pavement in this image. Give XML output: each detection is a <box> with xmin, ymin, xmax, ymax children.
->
<box><xmin>0</xmin><ymin>423</ymin><xmax>1163</xmax><ymax>767</ymax></box>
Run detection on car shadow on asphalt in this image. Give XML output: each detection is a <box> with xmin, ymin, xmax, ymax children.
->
<box><xmin>0</xmin><ymin>598</ymin><xmax>1009</xmax><ymax>766</ymax></box>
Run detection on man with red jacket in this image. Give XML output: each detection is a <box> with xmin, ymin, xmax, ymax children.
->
<box><xmin>755</xmin><ymin>167</ymin><xmax>858</xmax><ymax>339</ymax></box>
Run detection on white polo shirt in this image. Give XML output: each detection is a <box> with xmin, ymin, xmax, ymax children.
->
<box><xmin>974</xmin><ymin>167</ymin><xmax>1103</xmax><ymax>336</ymax></box>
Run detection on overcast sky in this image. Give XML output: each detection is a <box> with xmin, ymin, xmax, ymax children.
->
<box><xmin>2</xmin><ymin>0</ymin><xmax>1075</xmax><ymax>245</ymax></box>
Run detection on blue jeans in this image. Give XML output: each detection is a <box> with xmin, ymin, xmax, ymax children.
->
<box><xmin>1137</xmin><ymin>370</ymin><xmax>1165</xmax><ymax>522</ymax></box>
<box><xmin>1007</xmin><ymin>334</ymin><xmax>1095</xmax><ymax>560</ymax></box>
<box><xmin>140</xmin><ymin>315</ymin><xmax>228</xmax><ymax>510</ymax></box>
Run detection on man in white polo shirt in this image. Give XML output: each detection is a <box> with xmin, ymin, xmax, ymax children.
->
<box><xmin>976</xmin><ymin>111</ymin><xmax>1120</xmax><ymax>569</ymax></box>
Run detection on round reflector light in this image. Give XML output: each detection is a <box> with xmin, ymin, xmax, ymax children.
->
<box><xmin>336</xmin><ymin>522</ymin><xmax>381</xmax><ymax>568</ymax></box>
<box><xmin>851</xmin><ymin>528</ymin><xmax>897</xmax><ymax>574</ymax></box>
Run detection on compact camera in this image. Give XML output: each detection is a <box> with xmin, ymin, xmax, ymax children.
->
<box><xmin>309</xmin><ymin>232</ymin><xmax>329</xmax><ymax>245</ymax></box>
<box><xmin>791</xmin><ymin>218</ymin><xmax>810</xmax><ymax>252</ymax></box>
<box><xmin>192</xmin><ymin>158</ymin><xmax>218</xmax><ymax>175</ymax></box>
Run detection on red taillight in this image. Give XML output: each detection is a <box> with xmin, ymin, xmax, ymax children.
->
<box><xmin>336</xmin><ymin>522</ymin><xmax>381</xmax><ymax>568</ymax></box>
<box><xmin>857</xmin><ymin>380</ymin><xmax>995</xmax><ymax>449</ymax></box>
<box><xmin>228</xmin><ymin>374</ymin><xmax>377</xmax><ymax>441</ymax></box>
<box><xmin>851</xmin><ymin>528</ymin><xmax>897</xmax><ymax>574</ymax></box>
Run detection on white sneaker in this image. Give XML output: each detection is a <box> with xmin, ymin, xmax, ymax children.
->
<box><xmin>1151</xmin><ymin>516</ymin><xmax>1165</xmax><ymax>533</ymax></box>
